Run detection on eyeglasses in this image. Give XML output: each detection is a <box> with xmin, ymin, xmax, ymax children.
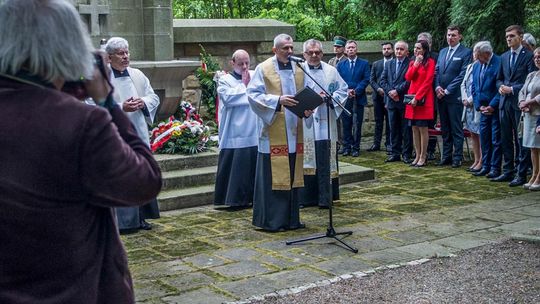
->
<box><xmin>115</xmin><ymin>51</ymin><xmax>129</xmax><ymax>56</ymax></box>
<box><xmin>534</xmin><ymin>56</ymin><xmax>540</xmax><ymax>60</ymax></box>
<box><xmin>305</xmin><ymin>51</ymin><xmax>322</xmax><ymax>56</ymax></box>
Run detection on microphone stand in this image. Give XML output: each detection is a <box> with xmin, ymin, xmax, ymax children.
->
<box><xmin>286</xmin><ymin>61</ymin><xmax>358</xmax><ymax>253</ymax></box>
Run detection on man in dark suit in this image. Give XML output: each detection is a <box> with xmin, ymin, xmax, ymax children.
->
<box><xmin>380</xmin><ymin>40</ymin><xmax>412</xmax><ymax>163</ymax></box>
<box><xmin>369</xmin><ymin>42</ymin><xmax>393</xmax><ymax>152</ymax></box>
<box><xmin>435</xmin><ymin>25</ymin><xmax>472</xmax><ymax>168</ymax></box>
<box><xmin>493</xmin><ymin>25</ymin><xmax>536</xmax><ymax>186</ymax></box>
<box><xmin>337</xmin><ymin>40</ymin><xmax>371</xmax><ymax>157</ymax></box>
<box><xmin>470</xmin><ymin>41</ymin><xmax>502</xmax><ymax>178</ymax></box>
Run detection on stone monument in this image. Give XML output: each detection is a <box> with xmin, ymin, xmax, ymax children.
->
<box><xmin>74</xmin><ymin>0</ymin><xmax>200</xmax><ymax>120</ymax></box>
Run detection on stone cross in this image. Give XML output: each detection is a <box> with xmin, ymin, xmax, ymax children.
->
<box><xmin>78</xmin><ymin>0</ymin><xmax>110</xmax><ymax>36</ymax></box>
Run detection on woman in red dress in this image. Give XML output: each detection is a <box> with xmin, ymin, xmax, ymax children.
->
<box><xmin>405</xmin><ymin>40</ymin><xmax>435</xmax><ymax>167</ymax></box>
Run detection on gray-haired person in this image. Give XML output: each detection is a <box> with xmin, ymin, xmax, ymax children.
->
<box><xmin>0</xmin><ymin>0</ymin><xmax>162</xmax><ymax>302</ymax></box>
<box><xmin>105</xmin><ymin>36</ymin><xmax>161</xmax><ymax>233</ymax></box>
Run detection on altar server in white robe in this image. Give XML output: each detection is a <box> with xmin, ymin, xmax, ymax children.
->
<box><xmin>299</xmin><ymin>39</ymin><xmax>348</xmax><ymax>208</ymax></box>
<box><xmin>247</xmin><ymin>33</ymin><xmax>314</xmax><ymax>232</ymax></box>
<box><xmin>106</xmin><ymin>37</ymin><xmax>161</xmax><ymax>232</ymax></box>
<box><xmin>214</xmin><ymin>50</ymin><xmax>259</xmax><ymax>208</ymax></box>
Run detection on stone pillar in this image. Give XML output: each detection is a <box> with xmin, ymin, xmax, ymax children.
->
<box><xmin>142</xmin><ymin>0</ymin><xmax>174</xmax><ymax>61</ymax></box>
<box><xmin>106</xmin><ymin>0</ymin><xmax>145</xmax><ymax>59</ymax></box>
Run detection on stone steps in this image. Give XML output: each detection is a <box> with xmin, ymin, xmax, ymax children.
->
<box><xmin>155</xmin><ymin>150</ymin><xmax>375</xmax><ymax>211</ymax></box>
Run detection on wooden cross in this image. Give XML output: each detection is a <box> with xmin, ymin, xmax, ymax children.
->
<box><xmin>78</xmin><ymin>0</ymin><xmax>110</xmax><ymax>35</ymax></box>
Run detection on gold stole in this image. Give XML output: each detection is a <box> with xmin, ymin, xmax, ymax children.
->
<box><xmin>261</xmin><ymin>58</ymin><xmax>305</xmax><ymax>190</ymax></box>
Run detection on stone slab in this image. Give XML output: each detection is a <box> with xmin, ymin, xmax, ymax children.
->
<box><xmin>173</xmin><ymin>19</ymin><xmax>295</xmax><ymax>43</ymax></box>
<box><xmin>351</xmin><ymin>236</ymin><xmax>403</xmax><ymax>253</ymax></box>
<box><xmin>162</xmin><ymin>287</ymin><xmax>235</xmax><ymax>304</ymax></box>
<box><xmin>215</xmin><ymin>268</ymin><xmax>329</xmax><ymax>299</ymax></box>
<box><xmin>475</xmin><ymin>211</ymin><xmax>531</xmax><ymax>224</ymax></box>
<box><xmin>386</xmin><ymin>230</ymin><xmax>438</xmax><ymax>244</ymax></box>
<box><xmin>358</xmin><ymin>248</ymin><xmax>422</xmax><ymax>265</ymax></box>
<box><xmin>134</xmin><ymin>279</ymin><xmax>173</xmax><ymax>302</ymax></box>
<box><xmin>433</xmin><ymin>234</ymin><xmax>493</xmax><ymax>250</ymax></box>
<box><xmin>491</xmin><ymin>219</ymin><xmax>540</xmax><ymax>234</ymax></box>
<box><xmin>211</xmin><ymin>260</ymin><xmax>274</xmax><ymax>279</ymax></box>
<box><xmin>314</xmin><ymin>257</ymin><xmax>376</xmax><ymax>276</ymax></box>
<box><xmin>132</xmin><ymin>259</ymin><xmax>194</xmax><ymax>279</ymax></box>
<box><xmin>395</xmin><ymin>242</ymin><xmax>456</xmax><ymax>258</ymax></box>
<box><xmin>159</xmin><ymin>272</ymin><xmax>216</xmax><ymax>292</ymax></box>
<box><xmin>507</xmin><ymin>205</ymin><xmax>540</xmax><ymax>217</ymax></box>
<box><xmin>183</xmin><ymin>253</ymin><xmax>228</xmax><ymax>268</ymax></box>
<box><xmin>213</xmin><ymin>248</ymin><xmax>261</xmax><ymax>261</ymax></box>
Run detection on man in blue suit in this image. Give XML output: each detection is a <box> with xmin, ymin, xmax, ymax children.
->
<box><xmin>470</xmin><ymin>41</ymin><xmax>502</xmax><ymax>178</ymax></box>
<box><xmin>435</xmin><ymin>25</ymin><xmax>472</xmax><ymax>168</ymax></box>
<box><xmin>337</xmin><ymin>40</ymin><xmax>370</xmax><ymax>157</ymax></box>
<box><xmin>380</xmin><ymin>40</ymin><xmax>412</xmax><ymax>163</ymax></box>
<box><xmin>493</xmin><ymin>25</ymin><xmax>536</xmax><ymax>186</ymax></box>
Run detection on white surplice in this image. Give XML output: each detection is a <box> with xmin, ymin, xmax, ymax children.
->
<box><xmin>301</xmin><ymin>61</ymin><xmax>348</xmax><ymax>172</ymax></box>
<box><xmin>110</xmin><ymin>67</ymin><xmax>159</xmax><ymax>146</ymax></box>
<box><xmin>216</xmin><ymin>72</ymin><xmax>259</xmax><ymax>149</ymax></box>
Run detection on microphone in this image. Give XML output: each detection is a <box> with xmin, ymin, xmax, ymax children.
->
<box><xmin>288</xmin><ymin>55</ymin><xmax>305</xmax><ymax>63</ymax></box>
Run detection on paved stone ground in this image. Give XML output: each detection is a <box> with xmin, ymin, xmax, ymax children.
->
<box><xmin>123</xmin><ymin>148</ymin><xmax>540</xmax><ymax>304</ymax></box>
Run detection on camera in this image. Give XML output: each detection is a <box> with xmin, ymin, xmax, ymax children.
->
<box><xmin>62</xmin><ymin>52</ymin><xmax>107</xmax><ymax>100</ymax></box>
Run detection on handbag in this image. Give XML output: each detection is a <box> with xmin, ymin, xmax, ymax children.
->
<box><xmin>404</xmin><ymin>94</ymin><xmax>425</xmax><ymax>106</ymax></box>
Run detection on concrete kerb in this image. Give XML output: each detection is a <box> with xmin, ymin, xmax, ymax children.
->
<box><xmin>226</xmin><ymin>257</ymin><xmax>434</xmax><ymax>304</ymax></box>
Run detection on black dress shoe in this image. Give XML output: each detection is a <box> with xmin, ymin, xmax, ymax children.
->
<box><xmin>451</xmin><ymin>161</ymin><xmax>462</xmax><ymax>168</ymax></box>
<box><xmin>490</xmin><ymin>174</ymin><xmax>513</xmax><ymax>182</ymax></box>
<box><xmin>342</xmin><ymin>150</ymin><xmax>350</xmax><ymax>156</ymax></box>
<box><xmin>385</xmin><ymin>156</ymin><xmax>401</xmax><ymax>162</ymax></box>
<box><xmin>427</xmin><ymin>152</ymin><xmax>436</xmax><ymax>161</ymax></box>
<box><xmin>469</xmin><ymin>167</ymin><xmax>481</xmax><ymax>173</ymax></box>
<box><xmin>402</xmin><ymin>157</ymin><xmax>413</xmax><ymax>164</ymax></box>
<box><xmin>473</xmin><ymin>168</ymin><xmax>490</xmax><ymax>176</ymax></box>
<box><xmin>367</xmin><ymin>144</ymin><xmax>380</xmax><ymax>152</ymax></box>
<box><xmin>351</xmin><ymin>151</ymin><xmax>360</xmax><ymax>157</ymax></box>
<box><xmin>139</xmin><ymin>220</ymin><xmax>152</xmax><ymax>230</ymax></box>
<box><xmin>509</xmin><ymin>177</ymin><xmax>526</xmax><ymax>187</ymax></box>
<box><xmin>486</xmin><ymin>171</ymin><xmax>500</xmax><ymax>179</ymax></box>
<box><xmin>437</xmin><ymin>159</ymin><xmax>452</xmax><ymax>166</ymax></box>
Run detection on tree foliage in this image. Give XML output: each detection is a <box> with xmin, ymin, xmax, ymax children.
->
<box><xmin>173</xmin><ymin>0</ymin><xmax>537</xmax><ymax>52</ymax></box>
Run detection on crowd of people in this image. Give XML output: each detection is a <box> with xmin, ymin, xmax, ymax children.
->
<box><xmin>215</xmin><ymin>25</ymin><xmax>540</xmax><ymax>234</ymax></box>
<box><xmin>2</xmin><ymin>0</ymin><xmax>539</xmax><ymax>301</ymax></box>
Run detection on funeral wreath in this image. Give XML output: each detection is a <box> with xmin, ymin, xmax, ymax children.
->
<box><xmin>150</xmin><ymin>101</ymin><xmax>214</xmax><ymax>154</ymax></box>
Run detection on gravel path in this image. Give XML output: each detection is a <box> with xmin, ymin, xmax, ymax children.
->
<box><xmin>250</xmin><ymin>240</ymin><xmax>540</xmax><ymax>304</ymax></box>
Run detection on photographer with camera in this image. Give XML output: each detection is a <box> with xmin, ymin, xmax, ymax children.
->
<box><xmin>0</xmin><ymin>0</ymin><xmax>162</xmax><ymax>303</ymax></box>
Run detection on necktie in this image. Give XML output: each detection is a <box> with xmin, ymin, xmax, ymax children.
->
<box><xmin>480</xmin><ymin>64</ymin><xmax>486</xmax><ymax>88</ymax></box>
<box><xmin>395</xmin><ymin>60</ymin><xmax>401</xmax><ymax>77</ymax></box>
<box><xmin>350</xmin><ymin>60</ymin><xmax>355</xmax><ymax>71</ymax></box>
<box><xmin>480</xmin><ymin>64</ymin><xmax>486</xmax><ymax>79</ymax></box>
<box><xmin>445</xmin><ymin>48</ymin><xmax>454</xmax><ymax>68</ymax></box>
<box><xmin>510</xmin><ymin>51</ymin><xmax>516</xmax><ymax>70</ymax></box>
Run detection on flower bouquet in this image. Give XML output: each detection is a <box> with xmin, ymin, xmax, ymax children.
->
<box><xmin>150</xmin><ymin>101</ymin><xmax>212</xmax><ymax>154</ymax></box>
